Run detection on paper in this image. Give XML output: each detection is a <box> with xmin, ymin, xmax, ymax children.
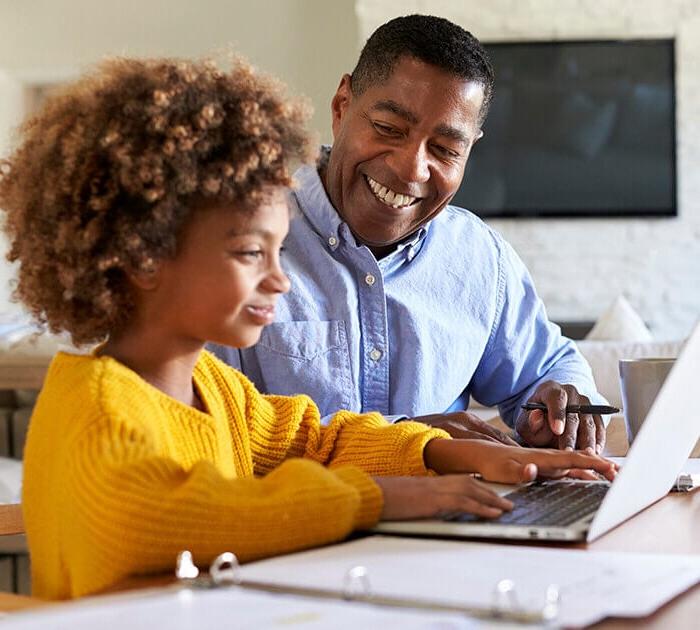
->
<box><xmin>0</xmin><ymin>586</ymin><xmax>476</xmax><ymax>630</ymax></box>
<box><xmin>239</xmin><ymin>535</ymin><xmax>700</xmax><ymax>628</ymax></box>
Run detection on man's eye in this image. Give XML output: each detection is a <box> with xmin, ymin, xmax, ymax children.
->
<box><xmin>372</xmin><ymin>122</ymin><xmax>400</xmax><ymax>136</ymax></box>
<box><xmin>433</xmin><ymin>144</ymin><xmax>461</xmax><ymax>160</ymax></box>
<box><xmin>235</xmin><ymin>250</ymin><xmax>264</xmax><ymax>259</ymax></box>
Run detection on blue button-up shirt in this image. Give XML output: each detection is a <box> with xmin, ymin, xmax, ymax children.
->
<box><xmin>212</xmin><ymin>161</ymin><xmax>599</xmax><ymax>427</ymax></box>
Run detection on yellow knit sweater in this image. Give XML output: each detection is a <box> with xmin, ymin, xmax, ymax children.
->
<box><xmin>22</xmin><ymin>350</ymin><xmax>448</xmax><ymax>599</ymax></box>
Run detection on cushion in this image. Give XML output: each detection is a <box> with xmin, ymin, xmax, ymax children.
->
<box><xmin>0</xmin><ymin>456</ymin><xmax>22</xmax><ymax>504</ymax></box>
<box><xmin>576</xmin><ymin>339</ymin><xmax>684</xmax><ymax>408</ymax></box>
<box><xmin>586</xmin><ymin>295</ymin><xmax>652</xmax><ymax>342</ymax></box>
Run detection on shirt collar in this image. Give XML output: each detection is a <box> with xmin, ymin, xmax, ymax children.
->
<box><xmin>292</xmin><ymin>148</ymin><xmax>345</xmax><ymax>249</ymax></box>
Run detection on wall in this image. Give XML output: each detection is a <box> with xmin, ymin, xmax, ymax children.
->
<box><xmin>0</xmin><ymin>0</ymin><xmax>358</xmax><ymax>316</ymax></box>
<box><xmin>358</xmin><ymin>0</ymin><xmax>700</xmax><ymax>340</ymax></box>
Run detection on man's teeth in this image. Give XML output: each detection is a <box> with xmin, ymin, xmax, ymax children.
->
<box><xmin>366</xmin><ymin>176</ymin><xmax>416</xmax><ymax>209</ymax></box>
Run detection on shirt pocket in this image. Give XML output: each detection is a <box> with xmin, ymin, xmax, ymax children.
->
<box><xmin>253</xmin><ymin>320</ymin><xmax>354</xmax><ymax>414</ymax></box>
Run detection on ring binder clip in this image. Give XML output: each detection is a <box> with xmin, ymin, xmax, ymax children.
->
<box><xmin>210</xmin><ymin>552</ymin><xmax>242</xmax><ymax>586</ymax></box>
<box><xmin>342</xmin><ymin>565</ymin><xmax>371</xmax><ymax>600</ymax></box>
<box><xmin>543</xmin><ymin>584</ymin><xmax>561</xmax><ymax>621</ymax></box>
<box><xmin>493</xmin><ymin>578</ymin><xmax>517</xmax><ymax>612</ymax></box>
<box><xmin>175</xmin><ymin>551</ymin><xmax>200</xmax><ymax>581</ymax></box>
<box><xmin>490</xmin><ymin>578</ymin><xmax>560</xmax><ymax>623</ymax></box>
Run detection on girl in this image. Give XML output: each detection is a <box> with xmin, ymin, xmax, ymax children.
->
<box><xmin>0</xmin><ymin>57</ymin><xmax>615</xmax><ymax>600</ymax></box>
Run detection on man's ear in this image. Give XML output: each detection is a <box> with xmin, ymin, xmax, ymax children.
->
<box><xmin>330</xmin><ymin>74</ymin><xmax>353</xmax><ymax>139</ymax></box>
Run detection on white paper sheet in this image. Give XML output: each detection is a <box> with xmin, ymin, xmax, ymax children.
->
<box><xmin>0</xmin><ymin>587</ymin><xmax>476</xmax><ymax>630</ymax></box>
<box><xmin>239</xmin><ymin>536</ymin><xmax>700</xmax><ymax>628</ymax></box>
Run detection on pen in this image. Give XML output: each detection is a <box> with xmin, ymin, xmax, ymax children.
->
<box><xmin>521</xmin><ymin>403</ymin><xmax>620</xmax><ymax>415</ymax></box>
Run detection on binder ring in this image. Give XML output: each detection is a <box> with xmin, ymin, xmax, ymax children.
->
<box><xmin>492</xmin><ymin>578</ymin><xmax>518</xmax><ymax>612</ymax></box>
<box><xmin>210</xmin><ymin>552</ymin><xmax>242</xmax><ymax>586</ymax></box>
<box><xmin>175</xmin><ymin>550</ymin><xmax>200</xmax><ymax>581</ymax></box>
<box><xmin>342</xmin><ymin>565</ymin><xmax>372</xmax><ymax>600</ymax></box>
<box><xmin>491</xmin><ymin>578</ymin><xmax>560</xmax><ymax>622</ymax></box>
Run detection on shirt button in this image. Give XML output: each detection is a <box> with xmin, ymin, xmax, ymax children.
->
<box><xmin>328</xmin><ymin>236</ymin><xmax>338</xmax><ymax>247</ymax></box>
<box><xmin>365</xmin><ymin>273</ymin><xmax>376</xmax><ymax>286</ymax></box>
<box><xmin>369</xmin><ymin>348</ymin><xmax>382</xmax><ymax>361</ymax></box>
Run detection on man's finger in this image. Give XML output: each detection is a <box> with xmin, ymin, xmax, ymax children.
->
<box><xmin>594</xmin><ymin>415</ymin><xmax>606</xmax><ymax>454</ymax></box>
<box><xmin>471</xmin><ymin>420</ymin><xmax>520</xmax><ymax>446</ymax></box>
<box><xmin>559</xmin><ymin>412</ymin><xmax>579</xmax><ymax>451</ymax></box>
<box><xmin>528</xmin><ymin>409</ymin><xmax>545</xmax><ymax>432</ymax></box>
<box><xmin>577</xmin><ymin>413</ymin><xmax>596</xmax><ymax>453</ymax></box>
<box><xmin>548</xmin><ymin>408</ymin><xmax>566</xmax><ymax>436</ymax></box>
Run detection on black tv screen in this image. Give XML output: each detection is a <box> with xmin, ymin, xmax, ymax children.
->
<box><xmin>453</xmin><ymin>39</ymin><xmax>677</xmax><ymax>218</ymax></box>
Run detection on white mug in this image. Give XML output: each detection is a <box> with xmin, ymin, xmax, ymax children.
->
<box><xmin>618</xmin><ymin>358</ymin><xmax>675</xmax><ymax>444</ymax></box>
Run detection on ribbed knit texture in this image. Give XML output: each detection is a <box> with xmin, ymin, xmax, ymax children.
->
<box><xmin>22</xmin><ymin>350</ymin><xmax>448</xmax><ymax>600</ymax></box>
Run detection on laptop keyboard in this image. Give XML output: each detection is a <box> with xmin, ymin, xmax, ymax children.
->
<box><xmin>450</xmin><ymin>481</ymin><xmax>610</xmax><ymax>527</ymax></box>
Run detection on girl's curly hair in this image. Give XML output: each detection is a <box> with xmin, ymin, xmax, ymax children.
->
<box><xmin>0</xmin><ymin>56</ymin><xmax>315</xmax><ymax>345</ymax></box>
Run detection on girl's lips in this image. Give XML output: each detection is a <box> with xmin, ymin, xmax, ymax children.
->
<box><xmin>245</xmin><ymin>305</ymin><xmax>275</xmax><ymax>325</ymax></box>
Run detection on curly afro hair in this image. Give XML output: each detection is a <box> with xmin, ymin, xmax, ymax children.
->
<box><xmin>0</xmin><ymin>56</ymin><xmax>315</xmax><ymax>345</ymax></box>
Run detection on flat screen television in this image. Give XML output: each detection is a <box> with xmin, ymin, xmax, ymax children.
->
<box><xmin>453</xmin><ymin>39</ymin><xmax>677</xmax><ymax>218</ymax></box>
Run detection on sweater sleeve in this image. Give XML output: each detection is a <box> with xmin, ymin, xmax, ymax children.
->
<box><xmin>233</xmin><ymin>372</ymin><xmax>450</xmax><ymax>478</ymax></box>
<box><xmin>62</xmin><ymin>417</ymin><xmax>382</xmax><ymax>599</ymax></box>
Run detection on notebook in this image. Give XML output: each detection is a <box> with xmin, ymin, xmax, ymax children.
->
<box><xmin>374</xmin><ymin>319</ymin><xmax>700</xmax><ymax>543</ymax></box>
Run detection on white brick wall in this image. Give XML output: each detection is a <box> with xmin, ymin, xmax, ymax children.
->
<box><xmin>357</xmin><ymin>0</ymin><xmax>700</xmax><ymax>340</ymax></box>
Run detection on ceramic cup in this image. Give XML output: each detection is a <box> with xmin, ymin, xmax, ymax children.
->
<box><xmin>618</xmin><ymin>358</ymin><xmax>676</xmax><ymax>444</ymax></box>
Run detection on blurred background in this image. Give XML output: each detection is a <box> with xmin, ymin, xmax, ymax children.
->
<box><xmin>2</xmin><ymin>0</ymin><xmax>700</xmax><ymax>341</ymax></box>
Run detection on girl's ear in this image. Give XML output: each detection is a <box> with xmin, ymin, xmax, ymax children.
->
<box><xmin>127</xmin><ymin>262</ymin><xmax>162</xmax><ymax>291</ymax></box>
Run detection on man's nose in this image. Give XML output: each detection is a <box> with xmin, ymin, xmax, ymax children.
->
<box><xmin>387</xmin><ymin>142</ymin><xmax>430</xmax><ymax>184</ymax></box>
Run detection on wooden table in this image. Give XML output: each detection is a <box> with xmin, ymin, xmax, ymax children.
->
<box><xmin>1</xmin><ymin>417</ymin><xmax>698</xmax><ymax>627</ymax></box>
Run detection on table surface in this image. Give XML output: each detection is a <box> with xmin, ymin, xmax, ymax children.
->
<box><xmin>0</xmin><ymin>417</ymin><xmax>698</xmax><ymax>628</ymax></box>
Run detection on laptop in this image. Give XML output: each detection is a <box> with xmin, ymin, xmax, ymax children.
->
<box><xmin>374</xmin><ymin>320</ymin><xmax>700</xmax><ymax>543</ymax></box>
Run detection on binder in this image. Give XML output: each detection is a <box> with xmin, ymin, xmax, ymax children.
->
<box><xmin>173</xmin><ymin>535</ymin><xmax>700</xmax><ymax>628</ymax></box>
<box><xmin>175</xmin><ymin>549</ymin><xmax>560</xmax><ymax>624</ymax></box>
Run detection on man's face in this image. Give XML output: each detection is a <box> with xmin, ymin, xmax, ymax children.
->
<box><xmin>324</xmin><ymin>56</ymin><xmax>485</xmax><ymax>252</ymax></box>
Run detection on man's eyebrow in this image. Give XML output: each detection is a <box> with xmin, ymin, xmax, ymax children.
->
<box><xmin>370</xmin><ymin>100</ymin><xmax>419</xmax><ymax>125</ymax></box>
<box><xmin>370</xmin><ymin>100</ymin><xmax>469</xmax><ymax>145</ymax></box>
<box><xmin>434</xmin><ymin>123</ymin><xmax>469</xmax><ymax>145</ymax></box>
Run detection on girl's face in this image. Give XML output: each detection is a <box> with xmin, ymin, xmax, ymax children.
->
<box><xmin>147</xmin><ymin>188</ymin><xmax>291</xmax><ymax>349</ymax></box>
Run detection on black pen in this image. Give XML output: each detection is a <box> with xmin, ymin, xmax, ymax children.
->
<box><xmin>521</xmin><ymin>403</ymin><xmax>620</xmax><ymax>415</ymax></box>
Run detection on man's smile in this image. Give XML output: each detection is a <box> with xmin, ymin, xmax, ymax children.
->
<box><xmin>365</xmin><ymin>175</ymin><xmax>421</xmax><ymax>209</ymax></box>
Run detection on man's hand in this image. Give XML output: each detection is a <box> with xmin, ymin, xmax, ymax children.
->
<box><xmin>411</xmin><ymin>411</ymin><xmax>519</xmax><ymax>446</ymax></box>
<box><xmin>374</xmin><ymin>475</ymin><xmax>513</xmax><ymax>520</ymax></box>
<box><xmin>422</xmin><ymin>439</ymin><xmax>618</xmax><ymax>483</ymax></box>
<box><xmin>515</xmin><ymin>381</ymin><xmax>606</xmax><ymax>454</ymax></box>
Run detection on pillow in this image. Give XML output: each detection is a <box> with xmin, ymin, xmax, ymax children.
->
<box><xmin>576</xmin><ymin>339</ymin><xmax>684</xmax><ymax>408</ymax></box>
<box><xmin>0</xmin><ymin>456</ymin><xmax>22</xmax><ymax>504</ymax></box>
<box><xmin>586</xmin><ymin>295</ymin><xmax>652</xmax><ymax>342</ymax></box>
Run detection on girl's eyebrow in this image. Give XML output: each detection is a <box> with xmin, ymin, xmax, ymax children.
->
<box><xmin>224</xmin><ymin>227</ymin><xmax>273</xmax><ymax>239</ymax></box>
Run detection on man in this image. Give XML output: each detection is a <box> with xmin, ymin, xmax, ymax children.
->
<box><xmin>213</xmin><ymin>14</ymin><xmax>607</xmax><ymax>453</ymax></box>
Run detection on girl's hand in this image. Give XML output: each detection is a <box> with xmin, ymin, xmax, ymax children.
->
<box><xmin>373</xmin><ymin>475</ymin><xmax>513</xmax><ymax>521</ymax></box>
<box><xmin>423</xmin><ymin>439</ymin><xmax>618</xmax><ymax>483</ymax></box>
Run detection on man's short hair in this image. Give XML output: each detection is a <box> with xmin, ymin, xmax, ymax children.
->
<box><xmin>350</xmin><ymin>14</ymin><xmax>494</xmax><ymax>124</ymax></box>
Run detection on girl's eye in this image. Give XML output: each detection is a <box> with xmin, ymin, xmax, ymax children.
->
<box><xmin>236</xmin><ymin>250</ymin><xmax>264</xmax><ymax>259</ymax></box>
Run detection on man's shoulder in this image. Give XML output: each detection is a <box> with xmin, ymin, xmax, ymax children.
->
<box><xmin>432</xmin><ymin>204</ymin><xmax>505</xmax><ymax>251</ymax></box>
